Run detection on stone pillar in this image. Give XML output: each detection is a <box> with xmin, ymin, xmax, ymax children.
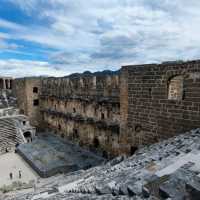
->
<box><xmin>8</xmin><ymin>79</ymin><xmax>11</xmax><ymax>89</ymax></box>
<box><xmin>3</xmin><ymin>79</ymin><xmax>6</xmax><ymax>89</ymax></box>
<box><xmin>119</xmin><ymin>67</ymin><xmax>130</xmax><ymax>154</ymax></box>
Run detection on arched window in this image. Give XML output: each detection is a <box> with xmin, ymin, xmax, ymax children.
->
<box><xmin>168</xmin><ymin>75</ymin><xmax>183</xmax><ymax>100</ymax></box>
<box><xmin>33</xmin><ymin>87</ymin><xmax>38</xmax><ymax>93</ymax></box>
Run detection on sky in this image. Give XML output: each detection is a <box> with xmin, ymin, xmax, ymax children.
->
<box><xmin>0</xmin><ymin>0</ymin><xmax>200</xmax><ymax>77</ymax></box>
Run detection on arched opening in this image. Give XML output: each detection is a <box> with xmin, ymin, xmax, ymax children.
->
<box><xmin>130</xmin><ymin>146</ymin><xmax>138</xmax><ymax>156</ymax></box>
<box><xmin>33</xmin><ymin>99</ymin><xmax>39</xmax><ymax>106</ymax></box>
<box><xmin>93</xmin><ymin>137</ymin><xmax>100</xmax><ymax>148</ymax></box>
<box><xmin>73</xmin><ymin>129</ymin><xmax>79</xmax><ymax>139</ymax></box>
<box><xmin>102</xmin><ymin>151</ymin><xmax>108</xmax><ymax>159</ymax></box>
<box><xmin>23</xmin><ymin>131</ymin><xmax>32</xmax><ymax>143</ymax></box>
<box><xmin>168</xmin><ymin>75</ymin><xmax>183</xmax><ymax>100</ymax></box>
<box><xmin>33</xmin><ymin>87</ymin><xmax>38</xmax><ymax>93</ymax></box>
<box><xmin>101</xmin><ymin>113</ymin><xmax>105</xmax><ymax>120</ymax></box>
<box><xmin>149</xmin><ymin>88</ymin><xmax>152</xmax><ymax>98</ymax></box>
<box><xmin>23</xmin><ymin>131</ymin><xmax>31</xmax><ymax>138</ymax></box>
<box><xmin>73</xmin><ymin>108</ymin><xmax>76</xmax><ymax>113</ymax></box>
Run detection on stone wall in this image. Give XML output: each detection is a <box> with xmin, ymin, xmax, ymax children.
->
<box><xmin>40</xmin><ymin>73</ymin><xmax>120</xmax><ymax>157</ymax></box>
<box><xmin>13</xmin><ymin>60</ymin><xmax>200</xmax><ymax>157</ymax></box>
<box><xmin>14</xmin><ymin>78</ymin><xmax>42</xmax><ymax>127</ymax></box>
<box><xmin>120</xmin><ymin>60</ymin><xmax>200</xmax><ymax>154</ymax></box>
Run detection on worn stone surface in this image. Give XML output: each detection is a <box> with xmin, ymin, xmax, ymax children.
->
<box><xmin>17</xmin><ymin>133</ymin><xmax>104</xmax><ymax>178</ymax></box>
<box><xmin>4</xmin><ymin>128</ymin><xmax>200</xmax><ymax>200</ymax></box>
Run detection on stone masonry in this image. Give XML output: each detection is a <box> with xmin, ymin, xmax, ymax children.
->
<box><xmin>120</xmin><ymin>60</ymin><xmax>200</xmax><ymax>154</ymax></box>
<box><xmin>13</xmin><ymin>60</ymin><xmax>200</xmax><ymax>157</ymax></box>
<box><xmin>13</xmin><ymin>77</ymin><xmax>42</xmax><ymax>127</ymax></box>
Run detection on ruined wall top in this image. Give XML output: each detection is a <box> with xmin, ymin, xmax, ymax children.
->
<box><xmin>122</xmin><ymin>59</ymin><xmax>200</xmax><ymax>71</ymax></box>
<box><xmin>40</xmin><ymin>70</ymin><xmax>120</xmax><ymax>100</ymax></box>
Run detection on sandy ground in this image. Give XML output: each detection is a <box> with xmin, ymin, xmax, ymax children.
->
<box><xmin>0</xmin><ymin>152</ymin><xmax>39</xmax><ymax>187</ymax></box>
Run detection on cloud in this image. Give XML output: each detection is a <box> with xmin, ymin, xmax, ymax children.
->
<box><xmin>1</xmin><ymin>0</ymin><xmax>200</xmax><ymax>77</ymax></box>
<box><xmin>0</xmin><ymin>59</ymin><xmax>68</xmax><ymax>77</ymax></box>
<box><xmin>0</xmin><ymin>18</ymin><xmax>24</xmax><ymax>30</ymax></box>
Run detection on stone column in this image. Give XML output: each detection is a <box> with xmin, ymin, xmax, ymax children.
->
<box><xmin>8</xmin><ymin>79</ymin><xmax>10</xmax><ymax>89</ymax></box>
<box><xmin>3</xmin><ymin>79</ymin><xmax>6</xmax><ymax>89</ymax></box>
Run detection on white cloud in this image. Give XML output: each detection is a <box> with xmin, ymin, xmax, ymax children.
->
<box><xmin>0</xmin><ymin>59</ymin><xmax>69</xmax><ymax>78</ymax></box>
<box><xmin>0</xmin><ymin>18</ymin><xmax>24</xmax><ymax>30</ymax></box>
<box><xmin>1</xmin><ymin>0</ymin><xmax>200</xmax><ymax>77</ymax></box>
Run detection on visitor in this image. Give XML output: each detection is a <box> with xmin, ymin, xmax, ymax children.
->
<box><xmin>9</xmin><ymin>172</ymin><xmax>13</xmax><ymax>180</ymax></box>
<box><xmin>19</xmin><ymin>170</ymin><xmax>21</xmax><ymax>179</ymax></box>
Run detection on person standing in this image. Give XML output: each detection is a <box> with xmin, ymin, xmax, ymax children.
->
<box><xmin>9</xmin><ymin>172</ymin><xmax>13</xmax><ymax>180</ymax></box>
<box><xmin>19</xmin><ymin>170</ymin><xmax>21</xmax><ymax>179</ymax></box>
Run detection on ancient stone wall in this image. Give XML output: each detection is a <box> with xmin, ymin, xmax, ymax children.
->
<box><xmin>13</xmin><ymin>60</ymin><xmax>200</xmax><ymax>157</ymax></box>
<box><xmin>14</xmin><ymin>78</ymin><xmax>42</xmax><ymax>127</ymax></box>
<box><xmin>120</xmin><ymin>60</ymin><xmax>200</xmax><ymax>154</ymax></box>
<box><xmin>40</xmin><ymin>73</ymin><xmax>120</xmax><ymax>157</ymax></box>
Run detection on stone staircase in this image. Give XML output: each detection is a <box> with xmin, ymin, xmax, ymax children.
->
<box><xmin>0</xmin><ymin>117</ymin><xmax>25</xmax><ymax>154</ymax></box>
<box><xmin>4</xmin><ymin>128</ymin><xmax>200</xmax><ymax>200</ymax></box>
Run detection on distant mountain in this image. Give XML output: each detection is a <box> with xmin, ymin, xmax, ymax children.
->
<box><xmin>64</xmin><ymin>69</ymin><xmax>119</xmax><ymax>78</ymax></box>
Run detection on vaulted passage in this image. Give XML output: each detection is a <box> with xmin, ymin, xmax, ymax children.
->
<box><xmin>23</xmin><ymin>131</ymin><xmax>31</xmax><ymax>138</ymax></box>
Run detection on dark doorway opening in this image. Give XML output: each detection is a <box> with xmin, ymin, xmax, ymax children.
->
<box><xmin>102</xmin><ymin>151</ymin><xmax>108</xmax><ymax>159</ymax></box>
<box><xmin>33</xmin><ymin>99</ymin><xmax>39</xmax><ymax>106</ymax></box>
<box><xmin>130</xmin><ymin>146</ymin><xmax>138</xmax><ymax>156</ymax></box>
<box><xmin>73</xmin><ymin>129</ymin><xmax>79</xmax><ymax>139</ymax></box>
<box><xmin>33</xmin><ymin>87</ymin><xmax>38</xmax><ymax>93</ymax></box>
<box><xmin>93</xmin><ymin>137</ymin><xmax>100</xmax><ymax>148</ymax></box>
<box><xmin>0</xmin><ymin>79</ymin><xmax>3</xmax><ymax>89</ymax></box>
<box><xmin>23</xmin><ymin>131</ymin><xmax>31</xmax><ymax>138</ymax></box>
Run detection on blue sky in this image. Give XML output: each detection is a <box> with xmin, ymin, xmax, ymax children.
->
<box><xmin>0</xmin><ymin>0</ymin><xmax>200</xmax><ymax>77</ymax></box>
